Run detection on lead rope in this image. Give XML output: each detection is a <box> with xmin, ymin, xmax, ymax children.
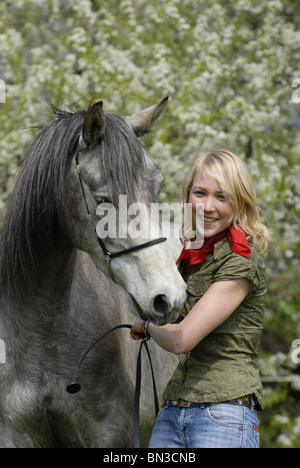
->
<box><xmin>66</xmin><ymin>324</ymin><xmax>159</xmax><ymax>449</ymax></box>
<box><xmin>134</xmin><ymin>336</ymin><xmax>159</xmax><ymax>448</ymax></box>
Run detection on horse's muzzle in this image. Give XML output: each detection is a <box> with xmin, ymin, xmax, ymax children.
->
<box><xmin>129</xmin><ymin>293</ymin><xmax>181</xmax><ymax>325</ymax></box>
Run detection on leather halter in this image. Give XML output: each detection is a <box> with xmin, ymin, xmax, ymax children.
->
<box><xmin>68</xmin><ymin>128</ymin><xmax>167</xmax><ymax>280</ymax></box>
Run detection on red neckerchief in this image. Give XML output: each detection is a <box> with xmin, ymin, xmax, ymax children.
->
<box><xmin>176</xmin><ymin>224</ymin><xmax>251</xmax><ymax>269</ymax></box>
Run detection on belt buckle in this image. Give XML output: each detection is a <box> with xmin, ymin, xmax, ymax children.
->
<box><xmin>179</xmin><ymin>399</ymin><xmax>191</xmax><ymax>407</ymax></box>
<box><xmin>168</xmin><ymin>399</ymin><xmax>192</xmax><ymax>407</ymax></box>
<box><xmin>232</xmin><ymin>395</ymin><xmax>251</xmax><ymax>407</ymax></box>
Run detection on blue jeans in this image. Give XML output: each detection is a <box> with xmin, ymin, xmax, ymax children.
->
<box><xmin>149</xmin><ymin>401</ymin><xmax>260</xmax><ymax>448</ymax></box>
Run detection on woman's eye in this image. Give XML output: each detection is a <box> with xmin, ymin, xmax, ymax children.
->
<box><xmin>194</xmin><ymin>191</ymin><xmax>204</xmax><ymax>196</ymax></box>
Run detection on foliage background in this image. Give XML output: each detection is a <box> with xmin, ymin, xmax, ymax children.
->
<box><xmin>0</xmin><ymin>0</ymin><xmax>300</xmax><ymax>448</ymax></box>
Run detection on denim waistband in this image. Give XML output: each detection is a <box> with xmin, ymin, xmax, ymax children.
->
<box><xmin>164</xmin><ymin>395</ymin><xmax>256</xmax><ymax>410</ymax></box>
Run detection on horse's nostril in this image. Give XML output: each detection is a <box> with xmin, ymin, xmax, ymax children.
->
<box><xmin>151</xmin><ymin>294</ymin><xmax>169</xmax><ymax>317</ymax></box>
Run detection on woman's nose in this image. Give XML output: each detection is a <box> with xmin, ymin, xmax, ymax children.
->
<box><xmin>204</xmin><ymin>196</ymin><xmax>215</xmax><ymax>212</ymax></box>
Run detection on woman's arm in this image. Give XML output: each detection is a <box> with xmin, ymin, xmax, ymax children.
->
<box><xmin>130</xmin><ymin>278</ymin><xmax>251</xmax><ymax>355</ymax></box>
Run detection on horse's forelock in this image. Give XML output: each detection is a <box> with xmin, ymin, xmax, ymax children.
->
<box><xmin>100</xmin><ymin>114</ymin><xmax>146</xmax><ymax>206</ymax></box>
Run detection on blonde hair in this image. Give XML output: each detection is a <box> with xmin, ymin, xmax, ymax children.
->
<box><xmin>181</xmin><ymin>150</ymin><xmax>273</xmax><ymax>255</ymax></box>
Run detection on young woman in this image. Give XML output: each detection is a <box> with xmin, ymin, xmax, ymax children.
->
<box><xmin>130</xmin><ymin>150</ymin><xmax>272</xmax><ymax>448</ymax></box>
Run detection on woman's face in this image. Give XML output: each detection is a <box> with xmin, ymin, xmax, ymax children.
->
<box><xmin>188</xmin><ymin>170</ymin><xmax>234</xmax><ymax>238</ymax></box>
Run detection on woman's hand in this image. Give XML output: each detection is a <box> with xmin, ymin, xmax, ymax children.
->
<box><xmin>130</xmin><ymin>320</ymin><xmax>146</xmax><ymax>340</ymax></box>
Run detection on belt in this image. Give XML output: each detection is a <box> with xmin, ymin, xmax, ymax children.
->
<box><xmin>165</xmin><ymin>395</ymin><xmax>252</xmax><ymax>408</ymax></box>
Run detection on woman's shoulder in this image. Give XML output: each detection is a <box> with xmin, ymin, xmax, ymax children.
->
<box><xmin>214</xmin><ymin>237</ymin><xmax>264</xmax><ymax>266</ymax></box>
<box><xmin>212</xmin><ymin>239</ymin><xmax>266</xmax><ymax>293</ymax></box>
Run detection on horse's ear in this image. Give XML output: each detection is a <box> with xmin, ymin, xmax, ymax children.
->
<box><xmin>82</xmin><ymin>101</ymin><xmax>106</xmax><ymax>148</ymax></box>
<box><xmin>128</xmin><ymin>96</ymin><xmax>169</xmax><ymax>137</ymax></box>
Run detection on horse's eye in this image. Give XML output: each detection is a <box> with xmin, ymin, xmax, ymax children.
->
<box><xmin>95</xmin><ymin>195</ymin><xmax>109</xmax><ymax>205</ymax></box>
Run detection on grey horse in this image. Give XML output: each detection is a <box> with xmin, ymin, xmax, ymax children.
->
<box><xmin>0</xmin><ymin>97</ymin><xmax>186</xmax><ymax>447</ymax></box>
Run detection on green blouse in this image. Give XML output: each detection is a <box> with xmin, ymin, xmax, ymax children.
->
<box><xmin>163</xmin><ymin>237</ymin><xmax>266</xmax><ymax>410</ymax></box>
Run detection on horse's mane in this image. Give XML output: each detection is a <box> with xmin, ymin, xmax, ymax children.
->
<box><xmin>0</xmin><ymin>105</ymin><xmax>146</xmax><ymax>301</ymax></box>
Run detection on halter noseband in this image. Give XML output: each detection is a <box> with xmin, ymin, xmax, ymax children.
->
<box><xmin>69</xmin><ymin>128</ymin><xmax>167</xmax><ymax>280</ymax></box>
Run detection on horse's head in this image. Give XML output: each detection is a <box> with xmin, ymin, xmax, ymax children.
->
<box><xmin>67</xmin><ymin>98</ymin><xmax>186</xmax><ymax>325</ymax></box>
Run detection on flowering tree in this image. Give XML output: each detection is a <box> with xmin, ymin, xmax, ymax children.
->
<box><xmin>0</xmin><ymin>0</ymin><xmax>300</xmax><ymax>447</ymax></box>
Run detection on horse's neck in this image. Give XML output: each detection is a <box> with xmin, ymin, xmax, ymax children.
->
<box><xmin>2</xmin><ymin>245</ymin><xmax>133</xmax><ymax>336</ymax></box>
<box><xmin>1</xmin><ymin>244</ymin><xmax>76</xmax><ymax>337</ymax></box>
